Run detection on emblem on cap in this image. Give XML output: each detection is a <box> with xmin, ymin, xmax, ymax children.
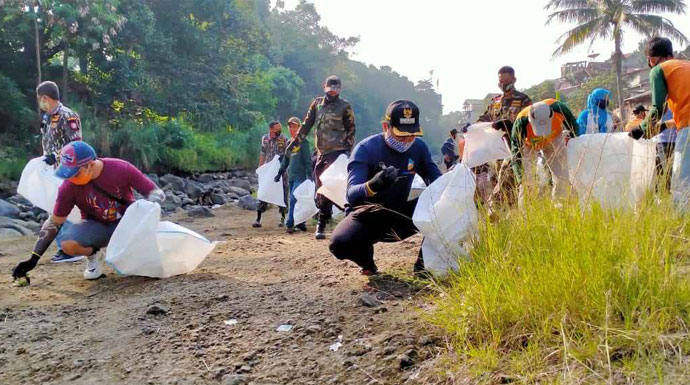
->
<box><xmin>400</xmin><ymin>107</ymin><xmax>416</xmax><ymax>125</ymax></box>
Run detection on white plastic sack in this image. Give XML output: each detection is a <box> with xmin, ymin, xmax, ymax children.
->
<box><xmin>317</xmin><ymin>154</ymin><xmax>349</xmax><ymax>208</ymax></box>
<box><xmin>461</xmin><ymin>122</ymin><xmax>512</xmax><ymax>168</ymax></box>
<box><xmin>17</xmin><ymin>157</ymin><xmax>81</xmax><ymax>222</ymax></box>
<box><xmin>292</xmin><ymin>179</ymin><xmax>318</xmax><ymax>225</ymax></box>
<box><xmin>106</xmin><ymin>200</ymin><xmax>217</xmax><ymax>278</ymax></box>
<box><xmin>412</xmin><ymin>164</ymin><xmax>478</xmax><ymax>275</ymax></box>
<box><xmin>256</xmin><ymin>155</ymin><xmax>286</xmax><ymax>207</ymax></box>
<box><xmin>567</xmin><ymin>133</ymin><xmax>656</xmax><ymax>209</ymax></box>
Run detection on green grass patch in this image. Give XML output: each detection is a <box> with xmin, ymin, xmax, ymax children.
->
<box><xmin>430</xmin><ymin>193</ymin><xmax>690</xmax><ymax>383</ymax></box>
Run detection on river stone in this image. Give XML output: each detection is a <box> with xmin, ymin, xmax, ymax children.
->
<box><xmin>0</xmin><ymin>199</ymin><xmax>20</xmax><ymax>218</ymax></box>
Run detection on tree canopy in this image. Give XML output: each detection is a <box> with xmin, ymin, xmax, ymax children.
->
<box><xmin>0</xmin><ymin>0</ymin><xmax>445</xmax><ymax>179</ymax></box>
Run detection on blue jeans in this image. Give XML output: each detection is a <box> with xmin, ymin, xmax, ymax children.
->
<box><xmin>286</xmin><ymin>178</ymin><xmax>306</xmax><ymax>228</ymax></box>
<box><xmin>672</xmin><ymin>127</ymin><xmax>690</xmax><ymax>212</ymax></box>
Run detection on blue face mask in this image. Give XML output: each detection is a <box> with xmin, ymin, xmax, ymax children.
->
<box><xmin>385</xmin><ymin>132</ymin><xmax>415</xmax><ymax>153</ymax></box>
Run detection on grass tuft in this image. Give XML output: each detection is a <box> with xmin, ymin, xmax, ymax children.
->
<box><xmin>430</xmin><ymin>191</ymin><xmax>690</xmax><ymax>382</ymax></box>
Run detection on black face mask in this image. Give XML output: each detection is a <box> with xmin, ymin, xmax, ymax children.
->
<box><xmin>325</xmin><ymin>92</ymin><xmax>339</xmax><ymax>102</ymax></box>
<box><xmin>597</xmin><ymin>99</ymin><xmax>609</xmax><ymax>109</ymax></box>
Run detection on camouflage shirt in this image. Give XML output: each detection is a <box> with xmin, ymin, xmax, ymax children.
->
<box><xmin>300</xmin><ymin>96</ymin><xmax>356</xmax><ymax>155</ymax></box>
<box><xmin>41</xmin><ymin>103</ymin><xmax>82</xmax><ymax>158</ymax></box>
<box><xmin>477</xmin><ymin>90</ymin><xmax>532</xmax><ymax>124</ymax></box>
<box><xmin>260</xmin><ymin>133</ymin><xmax>288</xmax><ymax>165</ymax></box>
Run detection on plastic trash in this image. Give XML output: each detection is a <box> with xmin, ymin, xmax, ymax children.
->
<box><xmin>461</xmin><ymin>122</ymin><xmax>512</xmax><ymax>168</ymax></box>
<box><xmin>412</xmin><ymin>164</ymin><xmax>478</xmax><ymax>275</ymax></box>
<box><xmin>17</xmin><ymin>157</ymin><xmax>81</xmax><ymax>222</ymax></box>
<box><xmin>329</xmin><ymin>335</ymin><xmax>344</xmax><ymax>352</ymax></box>
<box><xmin>224</xmin><ymin>319</ymin><xmax>238</xmax><ymax>326</ymax></box>
<box><xmin>256</xmin><ymin>155</ymin><xmax>286</xmax><ymax>207</ymax></box>
<box><xmin>567</xmin><ymin>133</ymin><xmax>656</xmax><ymax>209</ymax></box>
<box><xmin>292</xmin><ymin>179</ymin><xmax>318</xmax><ymax>225</ymax></box>
<box><xmin>106</xmin><ymin>200</ymin><xmax>217</xmax><ymax>278</ymax></box>
<box><xmin>316</xmin><ymin>154</ymin><xmax>349</xmax><ymax>208</ymax></box>
<box><xmin>276</xmin><ymin>324</ymin><xmax>293</xmax><ymax>332</ymax></box>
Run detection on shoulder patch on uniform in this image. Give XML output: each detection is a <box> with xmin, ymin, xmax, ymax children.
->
<box><xmin>68</xmin><ymin>117</ymin><xmax>79</xmax><ymax>131</ymax></box>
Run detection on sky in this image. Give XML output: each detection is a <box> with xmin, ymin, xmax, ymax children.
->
<box><xmin>276</xmin><ymin>0</ymin><xmax>690</xmax><ymax>113</ymax></box>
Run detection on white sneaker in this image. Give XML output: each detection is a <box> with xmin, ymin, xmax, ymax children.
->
<box><xmin>83</xmin><ymin>250</ymin><xmax>104</xmax><ymax>280</ymax></box>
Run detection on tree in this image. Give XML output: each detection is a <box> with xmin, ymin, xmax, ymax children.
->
<box><xmin>546</xmin><ymin>0</ymin><xmax>688</xmax><ymax>122</ymax></box>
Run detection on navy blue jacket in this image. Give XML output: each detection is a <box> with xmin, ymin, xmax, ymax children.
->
<box><xmin>347</xmin><ymin>134</ymin><xmax>442</xmax><ymax>210</ymax></box>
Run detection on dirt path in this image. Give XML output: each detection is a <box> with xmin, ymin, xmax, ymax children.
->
<box><xmin>0</xmin><ymin>206</ymin><xmax>449</xmax><ymax>385</ymax></box>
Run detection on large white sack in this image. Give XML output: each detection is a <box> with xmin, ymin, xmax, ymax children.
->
<box><xmin>316</xmin><ymin>154</ymin><xmax>349</xmax><ymax>208</ymax></box>
<box><xmin>408</xmin><ymin>173</ymin><xmax>427</xmax><ymax>201</ymax></box>
<box><xmin>461</xmin><ymin>122</ymin><xmax>512</xmax><ymax>168</ymax></box>
<box><xmin>106</xmin><ymin>200</ymin><xmax>217</xmax><ymax>278</ymax></box>
<box><xmin>412</xmin><ymin>164</ymin><xmax>478</xmax><ymax>275</ymax></box>
<box><xmin>17</xmin><ymin>157</ymin><xmax>81</xmax><ymax>222</ymax></box>
<box><xmin>567</xmin><ymin>133</ymin><xmax>656</xmax><ymax>209</ymax></box>
<box><xmin>256</xmin><ymin>155</ymin><xmax>286</xmax><ymax>207</ymax></box>
<box><xmin>292</xmin><ymin>179</ymin><xmax>318</xmax><ymax>225</ymax></box>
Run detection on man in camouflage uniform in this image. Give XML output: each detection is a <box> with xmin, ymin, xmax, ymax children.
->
<box><xmin>288</xmin><ymin>75</ymin><xmax>356</xmax><ymax>239</ymax></box>
<box><xmin>477</xmin><ymin>66</ymin><xmax>531</xmax><ymax>208</ymax></box>
<box><xmin>35</xmin><ymin>81</ymin><xmax>84</xmax><ymax>263</ymax></box>
<box><xmin>253</xmin><ymin>121</ymin><xmax>289</xmax><ymax>228</ymax></box>
<box><xmin>37</xmin><ymin>81</ymin><xmax>82</xmax><ymax>167</ymax></box>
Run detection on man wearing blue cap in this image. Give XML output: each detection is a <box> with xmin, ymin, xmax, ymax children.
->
<box><xmin>12</xmin><ymin>141</ymin><xmax>165</xmax><ymax>281</ymax></box>
<box><xmin>329</xmin><ymin>100</ymin><xmax>442</xmax><ymax>275</ymax></box>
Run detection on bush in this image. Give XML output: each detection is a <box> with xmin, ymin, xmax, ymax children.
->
<box><xmin>431</xmin><ymin>194</ymin><xmax>690</xmax><ymax>383</ymax></box>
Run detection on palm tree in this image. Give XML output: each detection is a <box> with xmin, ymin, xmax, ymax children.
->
<box><xmin>546</xmin><ymin>0</ymin><xmax>688</xmax><ymax>120</ymax></box>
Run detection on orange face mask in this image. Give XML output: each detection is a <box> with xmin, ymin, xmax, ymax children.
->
<box><xmin>69</xmin><ymin>165</ymin><xmax>93</xmax><ymax>185</ymax></box>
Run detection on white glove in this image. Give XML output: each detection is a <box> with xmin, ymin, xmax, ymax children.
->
<box><xmin>147</xmin><ymin>189</ymin><xmax>166</xmax><ymax>204</ymax></box>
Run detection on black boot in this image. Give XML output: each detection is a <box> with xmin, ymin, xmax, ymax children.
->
<box><xmin>278</xmin><ymin>211</ymin><xmax>286</xmax><ymax>228</ymax></box>
<box><xmin>413</xmin><ymin>247</ymin><xmax>431</xmax><ymax>278</ymax></box>
<box><xmin>252</xmin><ymin>210</ymin><xmax>262</xmax><ymax>228</ymax></box>
<box><xmin>315</xmin><ymin>215</ymin><xmax>328</xmax><ymax>240</ymax></box>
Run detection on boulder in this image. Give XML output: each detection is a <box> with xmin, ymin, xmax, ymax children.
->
<box><xmin>197</xmin><ymin>173</ymin><xmax>215</xmax><ymax>183</ymax></box>
<box><xmin>0</xmin><ymin>228</ymin><xmax>23</xmax><ymax>239</ymax></box>
<box><xmin>227</xmin><ymin>186</ymin><xmax>250</xmax><ymax>197</ymax></box>
<box><xmin>184</xmin><ymin>180</ymin><xmax>205</xmax><ymax>199</ymax></box>
<box><xmin>188</xmin><ymin>206</ymin><xmax>215</xmax><ymax>218</ymax></box>
<box><xmin>161</xmin><ymin>192</ymin><xmax>182</xmax><ymax>212</ymax></box>
<box><xmin>147</xmin><ymin>174</ymin><xmax>160</xmax><ymax>187</ymax></box>
<box><xmin>210</xmin><ymin>193</ymin><xmax>227</xmax><ymax>206</ymax></box>
<box><xmin>7</xmin><ymin>195</ymin><xmax>32</xmax><ymax>206</ymax></box>
<box><xmin>18</xmin><ymin>211</ymin><xmax>36</xmax><ymax>222</ymax></box>
<box><xmin>227</xmin><ymin>178</ymin><xmax>252</xmax><ymax>191</ymax></box>
<box><xmin>160</xmin><ymin>174</ymin><xmax>186</xmax><ymax>191</ymax></box>
<box><xmin>0</xmin><ymin>199</ymin><xmax>20</xmax><ymax>218</ymax></box>
<box><xmin>237</xmin><ymin>195</ymin><xmax>258</xmax><ymax>211</ymax></box>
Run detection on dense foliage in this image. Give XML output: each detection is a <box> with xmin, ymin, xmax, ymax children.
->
<box><xmin>0</xmin><ymin>0</ymin><xmax>447</xmax><ymax>179</ymax></box>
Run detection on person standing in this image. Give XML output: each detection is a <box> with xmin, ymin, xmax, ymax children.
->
<box><xmin>576</xmin><ymin>88</ymin><xmax>615</xmax><ymax>135</ymax></box>
<box><xmin>287</xmin><ymin>75</ymin><xmax>356</xmax><ymax>239</ymax></box>
<box><xmin>329</xmin><ymin>100</ymin><xmax>442</xmax><ymax>275</ymax></box>
<box><xmin>254</xmin><ymin>121</ymin><xmax>288</xmax><ymax>228</ymax></box>
<box><xmin>283</xmin><ymin>117</ymin><xmax>312</xmax><ymax>233</ymax></box>
<box><xmin>441</xmin><ymin>128</ymin><xmax>459</xmax><ymax>170</ymax></box>
<box><xmin>35</xmin><ymin>81</ymin><xmax>84</xmax><ymax>263</ymax></box>
<box><xmin>477</xmin><ymin>66</ymin><xmax>532</xmax><ymax>206</ymax></box>
<box><xmin>631</xmin><ymin>37</ymin><xmax>690</xmax><ymax>210</ymax></box>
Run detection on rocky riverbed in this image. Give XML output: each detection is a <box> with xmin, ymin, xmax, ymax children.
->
<box><xmin>0</xmin><ymin>170</ymin><xmax>261</xmax><ymax>240</ymax></box>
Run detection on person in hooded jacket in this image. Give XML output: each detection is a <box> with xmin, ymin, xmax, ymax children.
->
<box><xmin>576</xmin><ymin>88</ymin><xmax>615</xmax><ymax>135</ymax></box>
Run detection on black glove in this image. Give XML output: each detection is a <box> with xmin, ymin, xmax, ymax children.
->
<box><xmin>368</xmin><ymin>165</ymin><xmax>399</xmax><ymax>193</ymax></box>
<box><xmin>12</xmin><ymin>254</ymin><xmax>40</xmax><ymax>280</ymax></box>
<box><xmin>492</xmin><ymin>119</ymin><xmax>512</xmax><ymax>133</ymax></box>
<box><xmin>273</xmin><ymin>172</ymin><xmax>283</xmax><ymax>183</ymax></box>
<box><xmin>629</xmin><ymin>127</ymin><xmax>644</xmax><ymax>140</ymax></box>
<box><xmin>43</xmin><ymin>154</ymin><xmax>56</xmax><ymax>166</ymax></box>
